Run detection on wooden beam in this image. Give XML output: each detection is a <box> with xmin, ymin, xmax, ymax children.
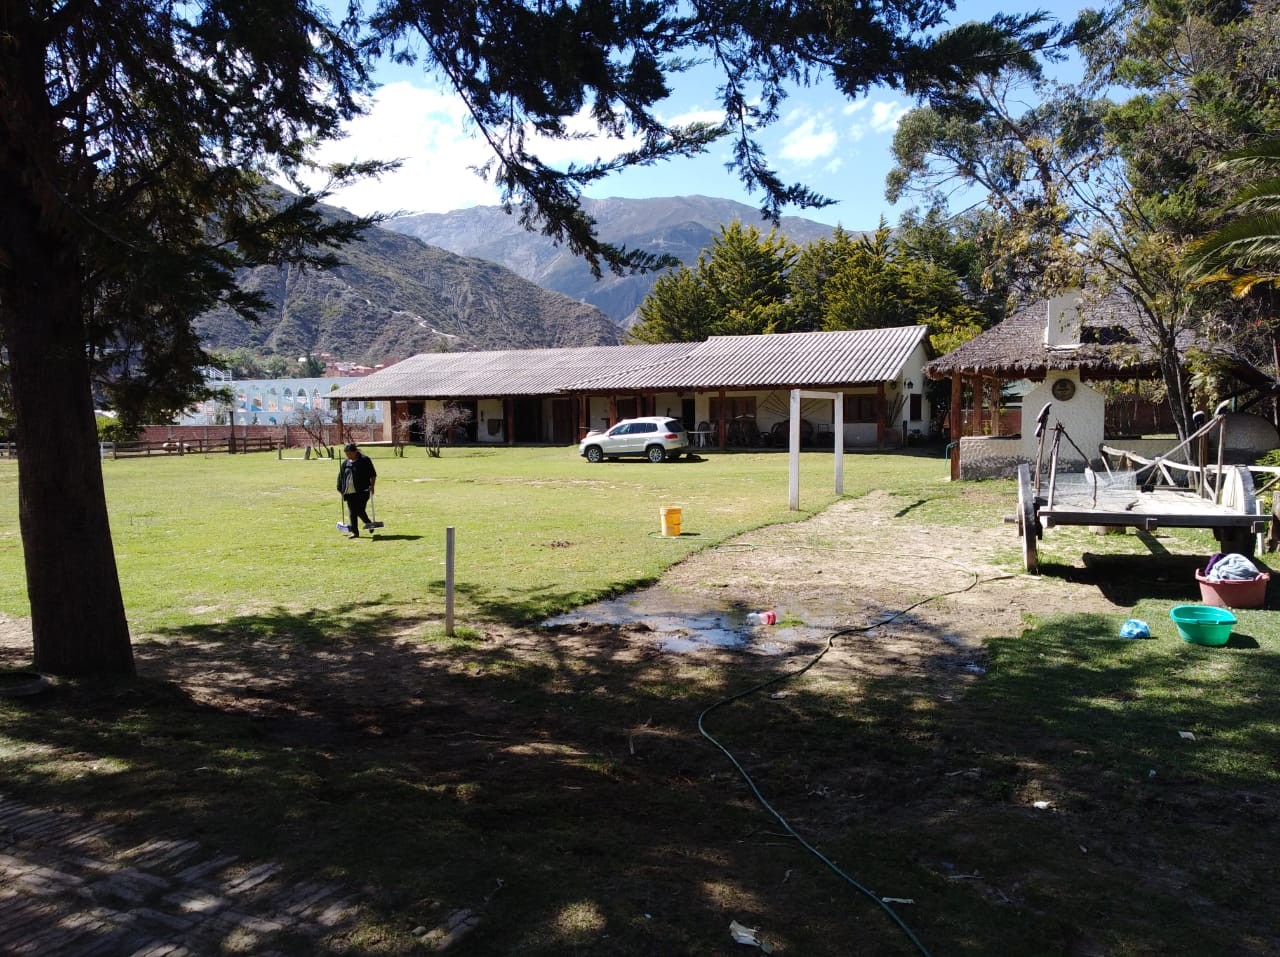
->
<box><xmin>876</xmin><ymin>382</ymin><xmax>885</xmax><ymax>449</ymax></box>
<box><xmin>949</xmin><ymin>374</ymin><xmax>962</xmax><ymax>481</ymax></box>
<box><xmin>718</xmin><ymin>389</ymin><xmax>726</xmax><ymax>449</ymax></box>
<box><xmin>975</xmin><ymin>375</ymin><xmax>986</xmax><ymax>438</ymax></box>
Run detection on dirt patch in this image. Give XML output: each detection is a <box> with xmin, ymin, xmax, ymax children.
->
<box><xmin>660</xmin><ymin>488</ymin><xmax>1111</xmax><ymax>633</ymax></box>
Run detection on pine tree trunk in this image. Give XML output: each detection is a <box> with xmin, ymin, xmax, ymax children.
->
<box><xmin>3</xmin><ymin>247</ymin><xmax>135</xmax><ymax>677</ymax></box>
<box><xmin>0</xmin><ymin>47</ymin><xmax>135</xmax><ymax>676</ymax></box>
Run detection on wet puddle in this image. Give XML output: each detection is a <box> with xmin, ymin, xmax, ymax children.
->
<box><xmin>542</xmin><ymin>586</ymin><xmax>827</xmax><ymax>655</ymax></box>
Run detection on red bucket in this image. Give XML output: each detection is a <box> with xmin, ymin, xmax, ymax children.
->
<box><xmin>1195</xmin><ymin>569</ymin><xmax>1269</xmax><ymax>609</ymax></box>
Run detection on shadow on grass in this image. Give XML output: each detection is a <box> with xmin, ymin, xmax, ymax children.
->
<box><xmin>1040</xmin><ymin>550</ymin><xmax>1277</xmax><ymax>611</ymax></box>
<box><xmin>4</xmin><ymin>593</ymin><xmax>1278</xmax><ymax>955</ymax></box>
<box><xmin>810</xmin><ymin>611</ymin><xmax>1280</xmax><ymax>956</ymax></box>
<box><xmin>1037</xmin><ymin>553</ymin><xmax>1207</xmax><ymax>607</ymax></box>
<box><xmin>0</xmin><ymin>593</ymin><xmax>1026</xmax><ymax>956</ymax></box>
<box><xmin>446</xmin><ymin>576</ymin><xmax>668</xmax><ymax>625</ymax></box>
<box><xmin>1225</xmin><ymin>631</ymin><xmax>1261</xmax><ymax>649</ymax></box>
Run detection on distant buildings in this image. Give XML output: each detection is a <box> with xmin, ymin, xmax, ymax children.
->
<box><xmin>316</xmin><ymin>353</ymin><xmax>399</xmax><ymax>378</ymax></box>
<box><xmin>174</xmin><ymin>376</ymin><xmax>384</xmax><ymax>427</ymax></box>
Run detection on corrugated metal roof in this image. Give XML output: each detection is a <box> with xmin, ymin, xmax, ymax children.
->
<box><xmin>330</xmin><ymin>343</ymin><xmax>691</xmax><ymax>399</ymax></box>
<box><xmin>331</xmin><ymin>327</ymin><xmax>927</xmax><ymax>400</ymax></box>
<box><xmin>580</xmin><ymin>327</ymin><xmax>928</xmax><ymax>391</ymax></box>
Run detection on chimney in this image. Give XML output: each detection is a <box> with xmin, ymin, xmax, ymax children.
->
<box><xmin>1044</xmin><ymin>289</ymin><xmax>1083</xmax><ymax>348</ymax></box>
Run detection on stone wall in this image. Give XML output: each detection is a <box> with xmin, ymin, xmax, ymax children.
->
<box><xmin>958</xmin><ymin>436</ymin><xmax>1028</xmax><ymax>480</ymax></box>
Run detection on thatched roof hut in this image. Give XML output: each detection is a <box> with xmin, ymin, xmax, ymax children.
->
<box><xmin>925</xmin><ymin>293</ymin><xmax>1160</xmax><ymax>383</ymax></box>
<box><xmin>925</xmin><ymin>291</ymin><xmax>1173</xmax><ymax>479</ymax></box>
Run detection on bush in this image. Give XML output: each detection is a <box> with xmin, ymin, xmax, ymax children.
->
<box><xmin>96</xmin><ymin>416</ymin><xmax>138</xmax><ymax>444</ymax></box>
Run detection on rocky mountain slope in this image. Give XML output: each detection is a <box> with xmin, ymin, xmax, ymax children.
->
<box><xmin>195</xmin><ymin>212</ymin><xmax>620</xmax><ymax>362</ymax></box>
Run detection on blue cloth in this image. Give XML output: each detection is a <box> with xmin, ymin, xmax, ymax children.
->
<box><xmin>1119</xmin><ymin>619</ymin><xmax>1150</xmax><ymax>639</ymax></box>
<box><xmin>1206</xmin><ymin>553</ymin><xmax>1260</xmax><ymax>582</ymax></box>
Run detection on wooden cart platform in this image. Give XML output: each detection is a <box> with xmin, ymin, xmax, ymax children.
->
<box><xmin>1015</xmin><ymin>407</ymin><xmax>1270</xmax><ymax>573</ymax></box>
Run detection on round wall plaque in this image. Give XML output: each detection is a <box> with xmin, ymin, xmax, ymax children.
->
<box><xmin>1051</xmin><ymin>377</ymin><xmax>1076</xmax><ymax>401</ymax></box>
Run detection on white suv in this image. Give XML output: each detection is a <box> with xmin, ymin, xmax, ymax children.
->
<box><xmin>579</xmin><ymin>417</ymin><xmax>690</xmax><ymax>463</ymax></box>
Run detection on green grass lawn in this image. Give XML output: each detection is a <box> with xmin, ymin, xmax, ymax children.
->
<box><xmin>1</xmin><ymin>448</ymin><xmax>1278</xmax><ymax>955</ymax></box>
<box><xmin>1</xmin><ymin>445</ymin><xmax>901</xmax><ymax>632</ymax></box>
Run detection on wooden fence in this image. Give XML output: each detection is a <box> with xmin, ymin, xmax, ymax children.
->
<box><xmin>105</xmin><ymin>435</ymin><xmax>278</xmax><ymax>458</ymax></box>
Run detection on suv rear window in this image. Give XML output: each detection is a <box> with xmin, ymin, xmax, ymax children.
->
<box><xmin>661</xmin><ymin>420</ymin><xmax>685</xmax><ymax>432</ymax></box>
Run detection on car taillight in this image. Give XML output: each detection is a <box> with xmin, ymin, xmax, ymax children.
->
<box><xmin>663</xmin><ymin>432</ymin><xmax>678</xmax><ymax>439</ymax></box>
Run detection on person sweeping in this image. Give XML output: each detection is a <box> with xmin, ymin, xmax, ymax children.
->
<box><xmin>337</xmin><ymin>442</ymin><xmax>377</xmax><ymax>539</ymax></box>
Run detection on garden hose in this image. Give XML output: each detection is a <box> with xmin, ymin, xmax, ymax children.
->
<box><xmin>697</xmin><ymin>554</ymin><xmax>1016</xmax><ymax>957</ymax></box>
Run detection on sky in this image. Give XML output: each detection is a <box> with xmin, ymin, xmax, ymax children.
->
<box><xmin>306</xmin><ymin>3</ymin><xmax>1088</xmax><ymax>231</ymax></box>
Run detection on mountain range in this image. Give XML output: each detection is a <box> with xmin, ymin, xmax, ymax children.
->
<box><xmin>383</xmin><ymin>195</ymin><xmax>838</xmax><ymax>326</ymax></box>
<box><xmin>194</xmin><ymin>214</ymin><xmax>621</xmax><ymax>363</ymax></box>
<box><xmin>195</xmin><ymin>196</ymin><xmax>841</xmax><ymax>361</ymax></box>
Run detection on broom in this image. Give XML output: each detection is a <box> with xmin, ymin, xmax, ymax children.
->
<box><xmin>364</xmin><ymin>493</ymin><xmax>385</xmax><ymax>531</ymax></box>
<box><xmin>336</xmin><ymin>493</ymin><xmax>350</xmax><ymax>533</ymax></box>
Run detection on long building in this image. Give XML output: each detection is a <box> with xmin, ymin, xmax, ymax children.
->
<box><xmin>330</xmin><ymin>327</ymin><xmax>932</xmax><ymax>449</ymax></box>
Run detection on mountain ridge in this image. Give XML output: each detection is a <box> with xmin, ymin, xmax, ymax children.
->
<box><xmin>382</xmin><ymin>195</ymin><xmax>845</xmax><ymax>326</ymax></box>
<box><xmin>194</xmin><ymin>209</ymin><xmax>620</xmax><ymax>362</ymax></box>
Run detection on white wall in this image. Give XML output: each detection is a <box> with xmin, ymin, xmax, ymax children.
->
<box><xmin>477</xmin><ymin>398</ymin><xmax>505</xmax><ymax>442</ymax></box>
<box><xmin>1019</xmin><ymin>373</ymin><xmax>1105</xmax><ymax>467</ymax></box>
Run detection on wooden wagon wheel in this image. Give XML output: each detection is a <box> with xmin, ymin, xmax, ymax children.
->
<box><xmin>1017</xmin><ymin>463</ymin><xmax>1040</xmax><ymax>574</ymax></box>
<box><xmin>1215</xmin><ymin>465</ymin><xmax>1258</xmax><ymax>556</ymax></box>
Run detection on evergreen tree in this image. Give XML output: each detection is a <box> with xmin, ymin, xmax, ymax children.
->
<box><xmin>0</xmin><ymin>1</ymin><xmax>380</xmax><ymax>676</ymax></box>
<box><xmin>370</xmin><ymin>1</ymin><xmax>1074</xmax><ymax>272</ymax></box>
<box><xmin>629</xmin><ymin>222</ymin><xmax>795</xmax><ymax>341</ymax></box>
<box><xmin>629</xmin><ymin>268</ymin><xmax>715</xmax><ymax>343</ymax></box>
<box><xmin>699</xmin><ymin>223</ymin><xmax>796</xmax><ymax>336</ymax></box>
<box><xmin>795</xmin><ymin>221</ymin><xmax>985</xmax><ymax>344</ymax></box>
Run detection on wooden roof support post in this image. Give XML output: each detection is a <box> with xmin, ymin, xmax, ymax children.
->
<box><xmin>876</xmin><ymin>382</ymin><xmax>885</xmax><ymax>449</ymax></box>
<box><xmin>989</xmin><ymin>378</ymin><xmax>1001</xmax><ymax>437</ymax></box>
<box><xmin>949</xmin><ymin>374</ymin><xmax>962</xmax><ymax>481</ymax></box>
<box><xmin>718</xmin><ymin>389</ymin><xmax>726</xmax><ymax>449</ymax></box>
<box><xmin>975</xmin><ymin>375</ymin><xmax>986</xmax><ymax>438</ymax></box>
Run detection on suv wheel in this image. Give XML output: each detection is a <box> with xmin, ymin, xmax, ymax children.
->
<box><xmin>584</xmin><ymin>445</ymin><xmax>604</xmax><ymax>463</ymax></box>
<box><xmin>646</xmin><ymin>444</ymin><xmax>666</xmax><ymax>463</ymax></box>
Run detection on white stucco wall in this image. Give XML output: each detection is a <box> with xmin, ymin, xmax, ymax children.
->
<box><xmin>477</xmin><ymin>398</ymin><xmax>505</xmax><ymax>442</ymax></box>
<box><xmin>1019</xmin><ymin>373</ymin><xmax>1105</xmax><ymax>468</ymax></box>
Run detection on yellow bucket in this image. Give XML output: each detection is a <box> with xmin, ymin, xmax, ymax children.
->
<box><xmin>659</xmin><ymin>506</ymin><xmax>682</xmax><ymax>537</ymax></box>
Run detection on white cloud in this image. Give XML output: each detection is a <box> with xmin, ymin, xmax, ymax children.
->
<box><xmin>302</xmin><ymin>81</ymin><xmax>503</xmax><ymax>216</ymax></box>
<box><xmin>779</xmin><ymin>112</ymin><xmax>839</xmax><ymax>164</ymax></box>
<box><xmin>664</xmin><ymin>107</ymin><xmax>727</xmax><ymax>128</ymax></box>
<box><xmin>843</xmin><ymin>98</ymin><xmax>909</xmax><ymax>141</ymax></box>
<box><xmin>302</xmin><ymin>82</ymin><xmax>727</xmax><ymax>215</ymax></box>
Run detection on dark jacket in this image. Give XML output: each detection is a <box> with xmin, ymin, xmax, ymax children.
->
<box><xmin>337</xmin><ymin>454</ymin><xmax>376</xmax><ymax>495</ymax></box>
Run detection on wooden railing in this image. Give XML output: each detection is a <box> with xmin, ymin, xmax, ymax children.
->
<box><xmin>106</xmin><ymin>436</ymin><xmax>277</xmax><ymax>458</ymax></box>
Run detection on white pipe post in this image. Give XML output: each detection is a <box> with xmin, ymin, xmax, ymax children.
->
<box><xmin>833</xmin><ymin>391</ymin><xmax>844</xmax><ymax>495</ymax></box>
<box><xmin>789</xmin><ymin>388</ymin><xmax>801</xmax><ymax>510</ymax></box>
<box><xmin>445</xmin><ymin>526</ymin><xmax>455</xmax><ymax>637</ymax></box>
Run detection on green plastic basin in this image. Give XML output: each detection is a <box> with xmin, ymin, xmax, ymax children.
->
<box><xmin>1169</xmin><ymin>605</ymin><xmax>1236</xmax><ymax>646</ymax></box>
